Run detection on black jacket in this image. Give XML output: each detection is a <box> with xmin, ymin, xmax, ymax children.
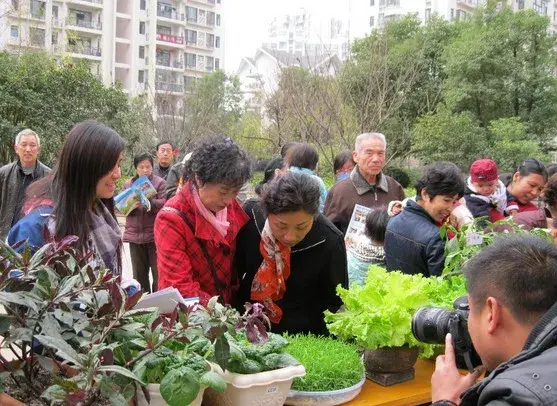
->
<box><xmin>434</xmin><ymin>301</ymin><xmax>557</xmax><ymax>405</ymax></box>
<box><xmin>384</xmin><ymin>199</ymin><xmax>444</xmax><ymax>277</ymax></box>
<box><xmin>235</xmin><ymin>199</ymin><xmax>348</xmax><ymax>335</ymax></box>
<box><xmin>0</xmin><ymin>159</ymin><xmax>51</xmax><ymax>240</ymax></box>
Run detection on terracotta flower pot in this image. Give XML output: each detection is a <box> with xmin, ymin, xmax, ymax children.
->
<box><xmin>364</xmin><ymin>346</ymin><xmax>419</xmax><ymax>374</ymax></box>
<box><xmin>0</xmin><ymin>393</ymin><xmax>25</xmax><ymax>406</ymax></box>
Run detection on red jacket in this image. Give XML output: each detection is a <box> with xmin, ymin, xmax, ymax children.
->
<box><xmin>154</xmin><ymin>182</ymin><xmax>248</xmax><ymax>304</ymax></box>
<box><xmin>123</xmin><ymin>174</ymin><xmax>167</xmax><ymax>244</ymax></box>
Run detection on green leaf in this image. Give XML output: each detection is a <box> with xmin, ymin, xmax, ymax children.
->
<box><xmin>41</xmin><ymin>384</ymin><xmax>67</xmax><ymax>401</ymax></box>
<box><xmin>57</xmin><ymin>275</ymin><xmax>81</xmax><ymax>299</ymax></box>
<box><xmin>200</xmin><ymin>371</ymin><xmax>226</xmax><ymax>392</ymax></box>
<box><xmin>99</xmin><ymin>376</ymin><xmax>129</xmax><ymax>406</ymax></box>
<box><xmin>0</xmin><ymin>315</ymin><xmax>11</xmax><ymax>334</ymax></box>
<box><xmin>35</xmin><ymin>335</ymin><xmax>82</xmax><ymax>367</ymax></box>
<box><xmin>214</xmin><ymin>335</ymin><xmax>230</xmax><ymax>371</ymax></box>
<box><xmin>54</xmin><ymin>308</ymin><xmax>74</xmax><ymax>327</ymax></box>
<box><xmin>160</xmin><ymin>367</ymin><xmax>201</xmax><ymax>406</ymax></box>
<box><xmin>0</xmin><ymin>291</ymin><xmax>39</xmax><ymax>312</ymax></box>
<box><xmin>98</xmin><ymin>365</ymin><xmax>145</xmax><ymax>384</ymax></box>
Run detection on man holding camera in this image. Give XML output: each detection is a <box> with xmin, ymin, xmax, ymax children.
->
<box><xmin>430</xmin><ymin>234</ymin><xmax>557</xmax><ymax>405</ymax></box>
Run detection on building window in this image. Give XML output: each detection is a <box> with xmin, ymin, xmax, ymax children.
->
<box><xmin>184</xmin><ymin>75</ymin><xmax>196</xmax><ymax>87</ymax></box>
<box><xmin>52</xmin><ymin>32</ymin><xmax>57</xmax><ymax>44</ymax></box>
<box><xmin>215</xmin><ymin>36</ymin><xmax>220</xmax><ymax>48</ymax></box>
<box><xmin>10</xmin><ymin>25</ymin><xmax>18</xmax><ymax>38</ymax></box>
<box><xmin>370</xmin><ymin>0</ymin><xmax>374</xmax><ymax>5</ymax></box>
<box><xmin>217</xmin><ymin>0</ymin><xmax>221</xmax><ymax>3</ymax></box>
<box><xmin>186</xmin><ymin>7</ymin><xmax>197</xmax><ymax>22</ymax></box>
<box><xmin>206</xmin><ymin>56</ymin><xmax>214</xmax><ymax>71</ymax></box>
<box><xmin>139</xmin><ymin>21</ymin><xmax>145</xmax><ymax>34</ymax></box>
<box><xmin>12</xmin><ymin>0</ymin><xmax>19</xmax><ymax>10</ymax></box>
<box><xmin>518</xmin><ymin>0</ymin><xmax>525</xmax><ymax>10</ymax></box>
<box><xmin>186</xmin><ymin>30</ymin><xmax>197</xmax><ymax>45</ymax></box>
<box><xmin>216</xmin><ymin>14</ymin><xmax>221</xmax><ymax>26</ymax></box>
<box><xmin>450</xmin><ymin>8</ymin><xmax>454</xmax><ymax>21</ymax></box>
<box><xmin>139</xmin><ymin>46</ymin><xmax>145</xmax><ymax>59</ymax></box>
<box><xmin>215</xmin><ymin>58</ymin><xmax>220</xmax><ymax>70</ymax></box>
<box><xmin>157</xmin><ymin>25</ymin><xmax>171</xmax><ymax>35</ymax></box>
<box><xmin>425</xmin><ymin>8</ymin><xmax>431</xmax><ymax>22</ymax></box>
<box><xmin>140</xmin><ymin>0</ymin><xmax>146</xmax><ymax>10</ymax></box>
<box><xmin>138</xmin><ymin>70</ymin><xmax>145</xmax><ymax>83</ymax></box>
<box><xmin>52</xmin><ymin>5</ymin><xmax>58</xmax><ymax>18</ymax></box>
<box><xmin>185</xmin><ymin>52</ymin><xmax>196</xmax><ymax>68</ymax></box>
<box><xmin>369</xmin><ymin>16</ymin><xmax>374</xmax><ymax>26</ymax></box>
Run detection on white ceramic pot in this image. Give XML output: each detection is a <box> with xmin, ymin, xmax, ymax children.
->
<box><xmin>136</xmin><ymin>384</ymin><xmax>206</xmax><ymax>406</ymax></box>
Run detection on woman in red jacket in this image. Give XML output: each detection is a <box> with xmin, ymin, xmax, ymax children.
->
<box><xmin>506</xmin><ymin>159</ymin><xmax>548</xmax><ymax>213</ymax></box>
<box><xmin>122</xmin><ymin>153</ymin><xmax>167</xmax><ymax>293</ymax></box>
<box><xmin>154</xmin><ymin>140</ymin><xmax>252</xmax><ymax>304</ymax></box>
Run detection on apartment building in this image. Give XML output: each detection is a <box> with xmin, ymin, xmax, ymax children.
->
<box><xmin>348</xmin><ymin>0</ymin><xmax>557</xmax><ymax>41</ymax></box>
<box><xmin>0</xmin><ymin>0</ymin><xmax>224</xmax><ymax>116</ymax></box>
<box><xmin>264</xmin><ymin>8</ymin><xmax>350</xmax><ymax>61</ymax></box>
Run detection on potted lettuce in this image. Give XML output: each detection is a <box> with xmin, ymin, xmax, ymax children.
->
<box><xmin>325</xmin><ymin>266</ymin><xmax>466</xmax><ymax>384</ymax></box>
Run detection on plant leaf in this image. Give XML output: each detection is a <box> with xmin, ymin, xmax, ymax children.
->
<box><xmin>99</xmin><ymin>376</ymin><xmax>129</xmax><ymax>406</ymax></box>
<box><xmin>0</xmin><ymin>291</ymin><xmax>39</xmax><ymax>312</ymax></box>
<box><xmin>214</xmin><ymin>335</ymin><xmax>230</xmax><ymax>371</ymax></box>
<box><xmin>35</xmin><ymin>335</ymin><xmax>82</xmax><ymax>367</ymax></box>
<box><xmin>98</xmin><ymin>365</ymin><xmax>145</xmax><ymax>384</ymax></box>
<box><xmin>200</xmin><ymin>371</ymin><xmax>226</xmax><ymax>392</ymax></box>
<box><xmin>160</xmin><ymin>367</ymin><xmax>200</xmax><ymax>406</ymax></box>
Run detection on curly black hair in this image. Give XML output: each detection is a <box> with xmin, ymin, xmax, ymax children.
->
<box><xmin>262</xmin><ymin>171</ymin><xmax>320</xmax><ymax>216</ymax></box>
<box><xmin>184</xmin><ymin>140</ymin><xmax>252</xmax><ymax>187</ymax></box>
<box><xmin>543</xmin><ymin>174</ymin><xmax>557</xmax><ymax>208</ymax></box>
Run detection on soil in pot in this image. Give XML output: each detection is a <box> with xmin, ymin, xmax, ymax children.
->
<box><xmin>364</xmin><ymin>346</ymin><xmax>419</xmax><ymax>386</ymax></box>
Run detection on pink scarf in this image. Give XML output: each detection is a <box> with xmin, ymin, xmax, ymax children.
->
<box><xmin>191</xmin><ymin>185</ymin><xmax>230</xmax><ymax>237</ymax></box>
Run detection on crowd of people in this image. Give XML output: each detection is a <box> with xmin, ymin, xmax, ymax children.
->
<box><xmin>2</xmin><ymin>121</ymin><xmax>557</xmax><ymax>404</ymax></box>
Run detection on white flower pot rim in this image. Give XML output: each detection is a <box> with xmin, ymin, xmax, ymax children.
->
<box><xmin>287</xmin><ymin>372</ymin><xmax>366</xmax><ymax>397</ymax></box>
<box><xmin>211</xmin><ymin>363</ymin><xmax>306</xmax><ymax>388</ymax></box>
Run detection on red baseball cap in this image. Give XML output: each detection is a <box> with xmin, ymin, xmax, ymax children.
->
<box><xmin>470</xmin><ymin>159</ymin><xmax>499</xmax><ymax>182</ymax></box>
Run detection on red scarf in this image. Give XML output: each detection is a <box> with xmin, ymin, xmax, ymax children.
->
<box><xmin>250</xmin><ymin>220</ymin><xmax>291</xmax><ymax>324</ymax></box>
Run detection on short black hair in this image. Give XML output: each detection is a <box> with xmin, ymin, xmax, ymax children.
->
<box><xmin>262</xmin><ymin>171</ymin><xmax>320</xmax><ymax>216</ymax></box>
<box><xmin>465</xmin><ymin>234</ymin><xmax>557</xmax><ymax>325</ymax></box>
<box><xmin>255</xmin><ymin>157</ymin><xmax>284</xmax><ymax>196</ymax></box>
<box><xmin>546</xmin><ymin>163</ymin><xmax>557</xmax><ymax>179</ymax></box>
<box><xmin>184</xmin><ymin>140</ymin><xmax>252</xmax><ymax>188</ymax></box>
<box><xmin>364</xmin><ymin>208</ymin><xmax>389</xmax><ymax>243</ymax></box>
<box><xmin>156</xmin><ymin>141</ymin><xmax>173</xmax><ymax>151</ymax></box>
<box><xmin>415</xmin><ymin>161</ymin><xmax>465</xmax><ymax>201</ymax></box>
<box><xmin>333</xmin><ymin>151</ymin><xmax>355</xmax><ymax>173</ymax></box>
<box><xmin>285</xmin><ymin>143</ymin><xmax>319</xmax><ymax>171</ymax></box>
<box><xmin>543</xmin><ymin>174</ymin><xmax>557</xmax><ymax>208</ymax></box>
<box><xmin>515</xmin><ymin>158</ymin><xmax>548</xmax><ymax>182</ymax></box>
<box><xmin>280</xmin><ymin>142</ymin><xmax>300</xmax><ymax>158</ymax></box>
<box><xmin>133</xmin><ymin>153</ymin><xmax>154</xmax><ymax>168</ymax></box>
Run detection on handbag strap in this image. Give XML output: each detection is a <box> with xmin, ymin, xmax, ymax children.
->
<box><xmin>161</xmin><ymin>206</ymin><xmax>225</xmax><ymax>296</ymax></box>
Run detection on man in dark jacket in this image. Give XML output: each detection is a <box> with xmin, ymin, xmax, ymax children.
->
<box><xmin>324</xmin><ymin>133</ymin><xmax>404</xmax><ymax>234</ymax></box>
<box><xmin>154</xmin><ymin>141</ymin><xmax>174</xmax><ymax>180</ymax></box>
<box><xmin>384</xmin><ymin>162</ymin><xmax>465</xmax><ymax>277</ymax></box>
<box><xmin>0</xmin><ymin>129</ymin><xmax>51</xmax><ymax>240</ymax></box>
<box><xmin>432</xmin><ymin>234</ymin><xmax>557</xmax><ymax>405</ymax></box>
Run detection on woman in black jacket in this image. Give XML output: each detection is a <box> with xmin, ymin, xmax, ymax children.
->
<box><xmin>235</xmin><ymin>171</ymin><xmax>348</xmax><ymax>335</ymax></box>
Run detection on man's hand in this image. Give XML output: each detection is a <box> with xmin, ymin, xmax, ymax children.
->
<box><xmin>431</xmin><ymin>333</ymin><xmax>484</xmax><ymax>404</ymax></box>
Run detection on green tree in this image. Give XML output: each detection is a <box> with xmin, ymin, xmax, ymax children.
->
<box><xmin>442</xmin><ymin>4</ymin><xmax>557</xmax><ymax>150</ymax></box>
<box><xmin>0</xmin><ymin>52</ymin><xmax>139</xmax><ymax>166</ymax></box>
<box><xmin>412</xmin><ymin>105</ymin><xmax>487</xmax><ymax>169</ymax></box>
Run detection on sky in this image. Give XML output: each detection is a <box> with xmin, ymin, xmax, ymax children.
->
<box><xmin>223</xmin><ymin>0</ymin><xmax>349</xmax><ymax>74</ymax></box>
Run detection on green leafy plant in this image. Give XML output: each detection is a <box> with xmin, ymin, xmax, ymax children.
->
<box><xmin>284</xmin><ymin>334</ymin><xmax>363</xmax><ymax>392</ymax></box>
<box><xmin>325</xmin><ymin>266</ymin><xmax>466</xmax><ymax>358</ymax></box>
<box><xmin>441</xmin><ymin>218</ymin><xmax>552</xmax><ymax>277</ymax></box>
<box><xmin>225</xmin><ymin>331</ymin><xmax>300</xmax><ymax>374</ymax></box>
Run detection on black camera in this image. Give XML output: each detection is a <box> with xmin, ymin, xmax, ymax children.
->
<box><xmin>412</xmin><ymin>296</ymin><xmax>482</xmax><ymax>372</ymax></box>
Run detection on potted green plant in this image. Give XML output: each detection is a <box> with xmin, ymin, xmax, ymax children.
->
<box><xmin>325</xmin><ymin>266</ymin><xmax>466</xmax><ymax>385</ymax></box>
<box><xmin>203</xmin><ymin>304</ymin><xmax>306</xmax><ymax>406</ymax></box>
<box><xmin>283</xmin><ymin>333</ymin><xmax>365</xmax><ymax>406</ymax></box>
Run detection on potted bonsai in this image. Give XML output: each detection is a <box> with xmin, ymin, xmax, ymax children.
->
<box><xmin>284</xmin><ymin>333</ymin><xmax>365</xmax><ymax>406</ymax></box>
<box><xmin>325</xmin><ymin>266</ymin><xmax>466</xmax><ymax>386</ymax></box>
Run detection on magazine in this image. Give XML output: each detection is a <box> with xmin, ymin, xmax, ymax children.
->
<box><xmin>134</xmin><ymin>287</ymin><xmax>199</xmax><ymax>314</ymax></box>
<box><xmin>114</xmin><ymin>176</ymin><xmax>157</xmax><ymax>216</ymax></box>
<box><xmin>344</xmin><ymin>204</ymin><xmax>374</xmax><ymax>250</ymax></box>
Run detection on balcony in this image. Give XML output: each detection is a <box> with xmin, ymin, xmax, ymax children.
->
<box><xmin>157</xmin><ymin>8</ymin><xmax>185</xmax><ymax>22</ymax></box>
<box><xmin>156</xmin><ymin>59</ymin><xmax>184</xmax><ymax>69</ymax></box>
<box><xmin>67</xmin><ymin>0</ymin><xmax>103</xmax><ymax>7</ymax></box>
<box><xmin>156</xmin><ymin>33</ymin><xmax>184</xmax><ymax>45</ymax></box>
<box><xmin>67</xmin><ymin>18</ymin><xmax>102</xmax><ymax>30</ymax></box>
<box><xmin>155</xmin><ymin>82</ymin><xmax>184</xmax><ymax>93</ymax></box>
<box><xmin>187</xmin><ymin>15</ymin><xmax>215</xmax><ymax>28</ymax></box>
<box><xmin>188</xmin><ymin>0</ymin><xmax>216</xmax><ymax>6</ymax></box>
<box><xmin>67</xmin><ymin>45</ymin><xmax>102</xmax><ymax>57</ymax></box>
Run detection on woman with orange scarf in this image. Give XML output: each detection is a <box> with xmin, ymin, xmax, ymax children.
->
<box><xmin>235</xmin><ymin>172</ymin><xmax>348</xmax><ymax>335</ymax></box>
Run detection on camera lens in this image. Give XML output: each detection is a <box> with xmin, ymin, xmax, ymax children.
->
<box><xmin>412</xmin><ymin>307</ymin><xmax>452</xmax><ymax>344</ymax></box>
